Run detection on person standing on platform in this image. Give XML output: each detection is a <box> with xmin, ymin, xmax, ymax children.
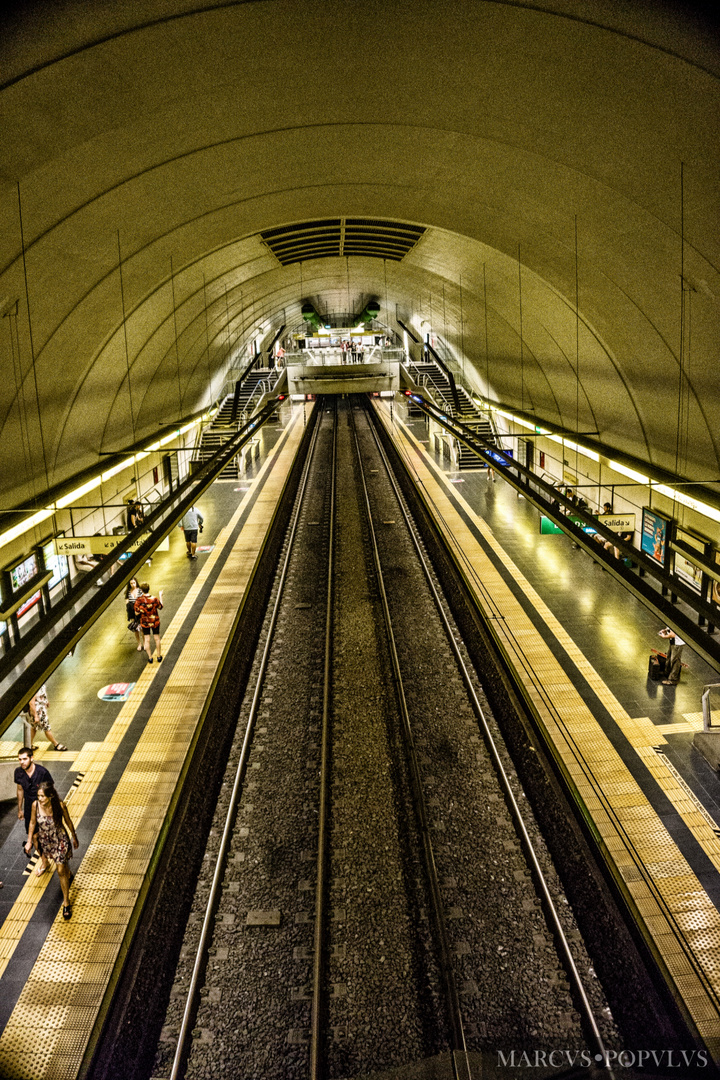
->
<box><xmin>659</xmin><ymin>628</ymin><xmax>686</xmax><ymax>686</ymax></box>
<box><xmin>26</xmin><ymin>782</ymin><xmax>78</xmax><ymax>919</ymax></box>
<box><xmin>181</xmin><ymin>506</ymin><xmax>203</xmax><ymax>559</ymax></box>
<box><xmin>135</xmin><ymin>582</ymin><xmax>164</xmax><ymax>663</ymax></box>
<box><xmin>27</xmin><ymin>686</ymin><xmax>67</xmax><ymax>752</ymax></box>
<box><xmin>125</xmin><ymin>577</ymin><xmax>144</xmax><ymax>650</ymax></box>
<box><xmin>15</xmin><ymin>748</ymin><xmax>53</xmax><ymax>873</ymax></box>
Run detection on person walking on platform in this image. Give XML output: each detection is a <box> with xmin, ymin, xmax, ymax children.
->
<box><xmin>135</xmin><ymin>582</ymin><xmax>164</xmax><ymax>663</ymax></box>
<box><xmin>27</xmin><ymin>686</ymin><xmax>67</xmax><ymax>752</ymax></box>
<box><xmin>125</xmin><ymin>577</ymin><xmax>144</xmax><ymax>650</ymax></box>
<box><xmin>15</xmin><ymin>748</ymin><xmax>53</xmax><ymax>874</ymax></box>
<box><xmin>181</xmin><ymin>505</ymin><xmax>203</xmax><ymax>559</ymax></box>
<box><xmin>25</xmin><ymin>781</ymin><xmax>78</xmax><ymax>919</ymax></box>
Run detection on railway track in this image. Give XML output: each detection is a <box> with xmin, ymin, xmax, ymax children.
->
<box><xmin>152</xmin><ymin>396</ymin><xmax>619</xmax><ymax>1080</ymax></box>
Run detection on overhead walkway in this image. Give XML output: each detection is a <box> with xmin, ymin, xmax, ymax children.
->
<box><xmin>0</xmin><ymin>401</ymin><xmax>310</xmax><ymax>1080</ymax></box>
<box><xmin>374</xmin><ymin>397</ymin><xmax>720</xmax><ymax>1062</ymax></box>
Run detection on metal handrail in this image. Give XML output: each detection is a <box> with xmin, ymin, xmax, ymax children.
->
<box><xmin>0</xmin><ymin>398</ymin><xmax>281</xmax><ymax>729</ymax></box>
<box><xmin>702</xmin><ymin>684</ymin><xmax>720</xmax><ymax>730</ymax></box>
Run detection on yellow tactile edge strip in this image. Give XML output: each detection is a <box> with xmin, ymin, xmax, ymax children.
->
<box><xmin>377</xmin><ymin>403</ymin><xmax>720</xmax><ymax>1055</ymax></box>
<box><xmin>0</xmin><ymin>405</ymin><xmax>309</xmax><ymax>1080</ymax></box>
<box><xmin>0</xmin><ymin>412</ymin><xmax>300</xmax><ymax>980</ymax></box>
<box><xmin>387</xmin><ymin>409</ymin><xmax>720</xmax><ymax>879</ymax></box>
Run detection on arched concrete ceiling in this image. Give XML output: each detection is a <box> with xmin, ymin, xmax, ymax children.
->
<box><xmin>1</xmin><ymin>0</ymin><xmax>719</xmax><ymax>509</ymax></box>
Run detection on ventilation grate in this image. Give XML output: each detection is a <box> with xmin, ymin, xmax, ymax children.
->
<box><xmin>261</xmin><ymin>218</ymin><xmax>425</xmax><ymax>265</ymax></box>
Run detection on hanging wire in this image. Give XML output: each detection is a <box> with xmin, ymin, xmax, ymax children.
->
<box><xmin>574</xmin><ymin>215</ymin><xmax>580</xmax><ymax>481</ymax></box>
<box><xmin>117</xmin><ymin>230</ymin><xmax>136</xmax><ymax>444</ymax></box>
<box><xmin>459</xmin><ymin>273</ymin><xmax>465</xmax><ymax>378</ymax></box>
<box><xmin>673</xmin><ymin>161</ymin><xmax>690</xmax><ymax>526</ymax></box>
<box><xmin>517</xmin><ymin>242</ymin><xmax>524</xmax><ymax>413</ymax></box>
<box><xmin>7</xmin><ymin>300</ymin><xmax>35</xmax><ymax>499</ymax></box>
<box><xmin>483</xmin><ymin>263</ymin><xmax>490</xmax><ymax>400</ymax></box>
<box><xmin>17</xmin><ymin>181</ymin><xmax>51</xmax><ymax>495</ymax></box>
<box><xmin>202</xmin><ymin>272</ymin><xmax>212</xmax><ymax>404</ymax></box>
<box><xmin>170</xmin><ymin>255</ymin><xmax>183</xmax><ymax>416</ymax></box>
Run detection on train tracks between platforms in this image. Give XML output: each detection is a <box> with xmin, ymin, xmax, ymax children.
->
<box><xmin>150</xmin><ymin>397</ymin><xmax>620</xmax><ymax>1080</ymax></box>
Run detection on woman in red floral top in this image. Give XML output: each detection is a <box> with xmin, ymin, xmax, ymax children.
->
<box><xmin>134</xmin><ymin>582</ymin><xmax>164</xmax><ymax>663</ymax></box>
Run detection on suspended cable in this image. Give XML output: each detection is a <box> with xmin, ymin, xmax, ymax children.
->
<box><xmin>6</xmin><ymin>300</ymin><xmax>34</xmax><ymax>499</ymax></box>
<box><xmin>575</xmin><ymin>215</ymin><xmax>580</xmax><ymax>480</ymax></box>
<box><xmin>203</xmin><ymin>272</ymin><xmax>212</xmax><ymax>404</ymax></box>
<box><xmin>517</xmin><ymin>242</ymin><xmax>524</xmax><ymax>413</ymax></box>
<box><xmin>459</xmin><ymin>273</ymin><xmax>465</xmax><ymax>378</ymax></box>
<box><xmin>17</xmin><ymin>181</ymin><xmax>51</xmax><ymax>495</ymax></box>
<box><xmin>117</xmin><ymin>230</ymin><xmax>136</xmax><ymax>444</ymax></box>
<box><xmin>170</xmin><ymin>255</ymin><xmax>183</xmax><ymax>417</ymax></box>
<box><xmin>483</xmin><ymin>263</ymin><xmax>490</xmax><ymax>400</ymax></box>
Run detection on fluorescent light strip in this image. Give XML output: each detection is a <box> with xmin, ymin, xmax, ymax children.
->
<box><xmin>0</xmin><ymin>507</ymin><xmax>56</xmax><ymax>549</ymax></box>
<box><xmin>608</xmin><ymin>460</ymin><xmax>650</xmax><ymax>485</ymax></box>
<box><xmin>0</xmin><ymin>422</ymin><xmax>202</xmax><ymax>554</ymax></box>
<box><xmin>56</xmin><ymin>476</ymin><xmax>102</xmax><ymax>510</ymax></box>
<box><xmin>561</xmin><ymin>437</ymin><xmax>599</xmax><ymax>462</ymax></box>
<box><xmin>652</xmin><ymin>484</ymin><xmax>720</xmax><ymax>524</ymax></box>
<box><xmin>478</xmin><ymin>407</ymin><xmax>720</xmax><ymax>526</ymax></box>
<box><xmin>101</xmin><ymin>456</ymin><xmax>137</xmax><ymax>483</ymax></box>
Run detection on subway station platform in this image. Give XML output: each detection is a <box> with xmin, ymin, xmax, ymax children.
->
<box><xmin>0</xmin><ymin>402</ymin><xmax>308</xmax><ymax>1080</ymax></box>
<box><xmin>374</xmin><ymin>398</ymin><xmax>720</xmax><ymax>1060</ymax></box>
<box><xmin>1</xmin><ymin>394</ymin><xmax>720</xmax><ymax>1076</ymax></box>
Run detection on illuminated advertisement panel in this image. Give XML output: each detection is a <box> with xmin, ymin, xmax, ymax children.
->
<box><xmin>41</xmin><ymin>541</ymin><xmax>69</xmax><ymax>590</ymax></box>
<box><xmin>9</xmin><ymin>553</ymin><xmax>39</xmax><ymax>594</ymax></box>
<box><xmin>640</xmin><ymin>508</ymin><xmax>669</xmax><ymax>567</ymax></box>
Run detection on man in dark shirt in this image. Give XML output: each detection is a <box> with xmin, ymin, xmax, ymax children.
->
<box><xmin>15</xmin><ymin>747</ymin><xmax>53</xmax><ymax>870</ymax></box>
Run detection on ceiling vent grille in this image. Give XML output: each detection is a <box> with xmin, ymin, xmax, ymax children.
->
<box><xmin>261</xmin><ymin>218</ymin><xmax>425</xmax><ymax>265</ymax></box>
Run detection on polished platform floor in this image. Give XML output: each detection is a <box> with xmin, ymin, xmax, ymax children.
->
<box><xmin>375</xmin><ymin>398</ymin><xmax>720</xmax><ymax>1060</ymax></box>
<box><xmin>2</xmin><ymin>393</ymin><xmax>720</xmax><ymax>1076</ymax></box>
<box><xmin>0</xmin><ymin>404</ymin><xmax>307</xmax><ymax>1080</ymax></box>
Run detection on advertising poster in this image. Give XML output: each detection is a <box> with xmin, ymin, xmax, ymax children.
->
<box><xmin>42</xmin><ymin>541</ymin><xmax>69</xmax><ymax>590</ymax></box>
<box><xmin>674</xmin><ymin>551</ymin><xmax>703</xmax><ymax>593</ymax></box>
<box><xmin>641</xmin><ymin>508</ymin><xmax>668</xmax><ymax>566</ymax></box>
<box><xmin>9</xmin><ymin>553</ymin><xmax>39</xmax><ymax>593</ymax></box>
<box><xmin>713</xmin><ymin>552</ymin><xmax>720</xmax><ymax>607</ymax></box>
<box><xmin>673</xmin><ymin>528</ymin><xmax>705</xmax><ymax>594</ymax></box>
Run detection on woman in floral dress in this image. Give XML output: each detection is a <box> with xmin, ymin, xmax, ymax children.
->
<box><xmin>25</xmin><ymin>781</ymin><xmax>78</xmax><ymax>919</ymax></box>
<box><xmin>28</xmin><ymin>685</ymin><xmax>67</xmax><ymax>752</ymax></box>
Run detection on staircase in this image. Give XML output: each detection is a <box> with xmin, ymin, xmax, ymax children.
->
<box><xmin>406</xmin><ymin>359</ymin><xmax>497</xmax><ymax>470</ymax></box>
<box><xmin>192</xmin><ymin>367</ymin><xmax>277</xmax><ymax>479</ymax></box>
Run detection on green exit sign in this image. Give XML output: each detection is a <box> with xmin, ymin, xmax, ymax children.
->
<box><xmin>540</xmin><ymin>516</ymin><xmax>565</xmax><ymax>534</ymax></box>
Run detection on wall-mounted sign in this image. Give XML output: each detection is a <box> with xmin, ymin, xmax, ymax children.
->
<box><xmin>598</xmin><ymin>514</ymin><xmax>635</xmax><ymax>533</ymax></box>
<box><xmin>55</xmin><ymin>534</ymin><xmax>170</xmax><ymax>557</ymax></box>
<box><xmin>540</xmin><ymin>516</ymin><xmax>565</xmax><ymax>535</ymax></box>
<box><xmin>640</xmin><ymin>507</ymin><xmax>670</xmax><ymax>567</ymax></box>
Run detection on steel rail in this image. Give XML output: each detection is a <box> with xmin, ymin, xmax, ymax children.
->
<box><xmin>168</xmin><ymin>403</ymin><xmax>323</xmax><ymax>1080</ymax></box>
<box><xmin>349</xmin><ymin>404</ymin><xmax>472</xmax><ymax>1080</ymax></box>
<box><xmin>375</xmin><ymin>401</ymin><xmax>720</xmax><ymax>1052</ymax></box>
<box><xmin>365</xmin><ymin>400</ymin><xmax>610</xmax><ymax>1066</ymax></box>
<box><xmin>309</xmin><ymin>398</ymin><xmax>337</xmax><ymax>1079</ymax></box>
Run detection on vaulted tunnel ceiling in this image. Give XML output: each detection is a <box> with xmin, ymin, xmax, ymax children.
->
<box><xmin>0</xmin><ymin>0</ymin><xmax>719</xmax><ymax>509</ymax></box>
